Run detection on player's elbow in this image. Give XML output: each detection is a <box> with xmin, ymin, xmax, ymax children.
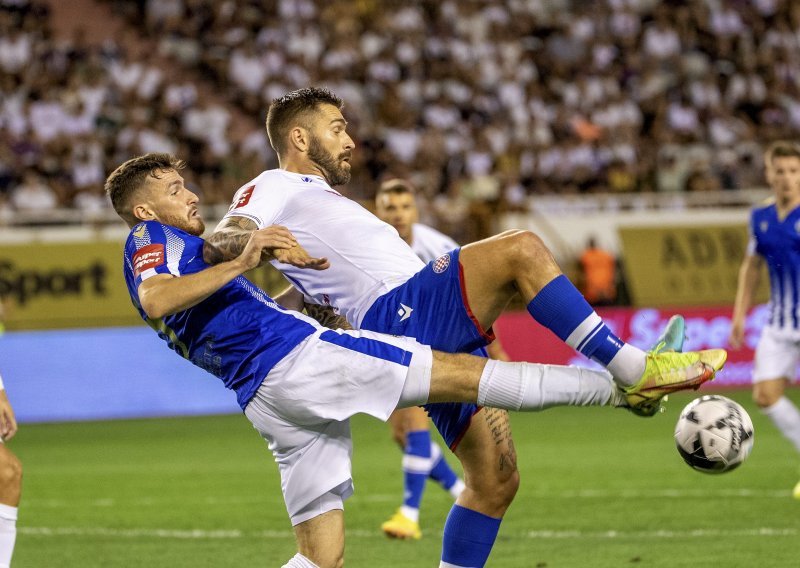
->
<box><xmin>139</xmin><ymin>292</ymin><xmax>171</xmax><ymax>320</ymax></box>
<box><xmin>202</xmin><ymin>238</ymin><xmax>225</xmax><ymax>265</ymax></box>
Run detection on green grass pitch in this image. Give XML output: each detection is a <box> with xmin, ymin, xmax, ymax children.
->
<box><xmin>10</xmin><ymin>390</ymin><xmax>800</xmax><ymax>567</ymax></box>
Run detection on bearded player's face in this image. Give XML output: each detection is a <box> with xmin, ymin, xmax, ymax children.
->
<box><xmin>306</xmin><ymin>103</ymin><xmax>354</xmax><ymax>187</ymax></box>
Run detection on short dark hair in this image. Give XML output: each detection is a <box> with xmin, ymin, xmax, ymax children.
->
<box><xmin>266</xmin><ymin>87</ymin><xmax>343</xmax><ymax>156</ymax></box>
<box><xmin>766</xmin><ymin>140</ymin><xmax>800</xmax><ymax>163</ymax></box>
<box><xmin>105</xmin><ymin>153</ymin><xmax>185</xmax><ymax>223</ymax></box>
<box><xmin>376</xmin><ymin>178</ymin><xmax>416</xmax><ymax>202</ymax></box>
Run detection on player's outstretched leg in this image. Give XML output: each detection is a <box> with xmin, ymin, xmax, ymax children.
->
<box><xmin>458</xmin><ymin>233</ymin><xmax>722</xmax><ymax>398</ymax></box>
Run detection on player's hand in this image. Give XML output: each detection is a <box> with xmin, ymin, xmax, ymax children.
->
<box><xmin>728</xmin><ymin>319</ymin><xmax>744</xmax><ymax>349</ymax></box>
<box><xmin>0</xmin><ymin>390</ymin><xmax>18</xmax><ymax>442</ymax></box>
<box><xmin>274</xmin><ymin>244</ymin><xmax>330</xmax><ymax>270</ymax></box>
<box><xmin>236</xmin><ymin>226</ymin><xmax>298</xmax><ymax>271</ymax></box>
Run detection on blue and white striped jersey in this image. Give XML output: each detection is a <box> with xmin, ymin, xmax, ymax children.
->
<box><xmin>123</xmin><ymin>220</ymin><xmax>318</xmax><ymax>409</ymax></box>
<box><xmin>749</xmin><ymin>201</ymin><xmax>800</xmax><ymax>332</ymax></box>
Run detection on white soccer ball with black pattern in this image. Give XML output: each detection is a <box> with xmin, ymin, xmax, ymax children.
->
<box><xmin>674</xmin><ymin>395</ymin><xmax>754</xmax><ymax>474</ymax></box>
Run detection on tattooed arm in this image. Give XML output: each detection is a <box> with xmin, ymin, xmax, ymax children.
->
<box><xmin>204</xmin><ymin>216</ymin><xmax>330</xmax><ymax>270</ymax></box>
<box><xmin>204</xmin><ymin>217</ymin><xmax>260</xmax><ymax>264</ymax></box>
<box><xmin>304</xmin><ymin>302</ymin><xmax>353</xmax><ymax>331</ymax></box>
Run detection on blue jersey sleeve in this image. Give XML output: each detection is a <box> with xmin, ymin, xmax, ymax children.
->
<box><xmin>126</xmin><ymin>221</ymin><xmax>189</xmax><ymax>289</ymax></box>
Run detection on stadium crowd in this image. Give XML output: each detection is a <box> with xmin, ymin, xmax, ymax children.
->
<box><xmin>1</xmin><ymin>0</ymin><xmax>798</xmax><ymax>238</ymax></box>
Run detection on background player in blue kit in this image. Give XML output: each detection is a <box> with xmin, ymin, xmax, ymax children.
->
<box><xmin>374</xmin><ymin>178</ymin><xmax>513</xmax><ymax>540</ymax></box>
<box><xmin>107</xmin><ymin>153</ymin><xmax>724</xmax><ymax>568</ymax></box>
<box><xmin>730</xmin><ymin>141</ymin><xmax>800</xmax><ymax>499</ymax></box>
<box><xmin>208</xmin><ymin>87</ymin><xmax>727</xmax><ymax>568</ymax></box>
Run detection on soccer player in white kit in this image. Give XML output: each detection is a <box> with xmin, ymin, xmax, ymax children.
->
<box><xmin>107</xmin><ymin>153</ymin><xmax>724</xmax><ymax>568</ymax></box>
<box><xmin>207</xmin><ymin>88</ymin><xmax>726</xmax><ymax>567</ymax></box>
<box><xmin>0</xmin><ymin>373</ymin><xmax>20</xmax><ymax>568</ymax></box>
<box><xmin>730</xmin><ymin>141</ymin><xmax>800</xmax><ymax>499</ymax></box>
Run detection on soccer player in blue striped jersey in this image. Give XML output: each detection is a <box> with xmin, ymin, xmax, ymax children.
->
<box><xmin>209</xmin><ymin>87</ymin><xmax>727</xmax><ymax>567</ymax></box>
<box><xmin>730</xmin><ymin>141</ymin><xmax>800</xmax><ymax>499</ymax></box>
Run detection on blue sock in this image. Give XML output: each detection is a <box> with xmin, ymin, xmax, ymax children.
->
<box><xmin>403</xmin><ymin>430</ymin><xmax>432</xmax><ymax>510</ymax></box>
<box><xmin>441</xmin><ymin>505</ymin><xmax>501</xmax><ymax>567</ymax></box>
<box><xmin>526</xmin><ymin>275</ymin><xmax>625</xmax><ymax>366</ymax></box>
<box><xmin>428</xmin><ymin>442</ymin><xmax>458</xmax><ymax>490</ymax></box>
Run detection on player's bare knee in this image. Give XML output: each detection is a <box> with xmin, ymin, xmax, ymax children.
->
<box><xmin>505</xmin><ymin>230</ymin><xmax>558</xmax><ymax>274</ymax></box>
<box><xmin>752</xmin><ymin>387</ymin><xmax>781</xmax><ymax>409</ymax></box>
<box><xmin>0</xmin><ymin>451</ymin><xmax>22</xmax><ymax>487</ymax></box>
<box><xmin>467</xmin><ymin>466</ymin><xmax>519</xmax><ymax>511</ymax></box>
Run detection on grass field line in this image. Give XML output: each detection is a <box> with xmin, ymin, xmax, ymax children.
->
<box><xmin>19</xmin><ymin>526</ymin><xmax>798</xmax><ymax>540</ymax></box>
<box><xmin>22</xmin><ymin>487</ymin><xmax>792</xmax><ymax>509</ymax></box>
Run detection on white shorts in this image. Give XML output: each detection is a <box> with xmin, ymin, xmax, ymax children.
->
<box><xmin>753</xmin><ymin>326</ymin><xmax>800</xmax><ymax>383</ymax></box>
<box><xmin>244</xmin><ymin>328</ymin><xmax>433</xmax><ymax>525</ymax></box>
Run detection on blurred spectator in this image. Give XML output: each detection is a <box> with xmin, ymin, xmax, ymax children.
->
<box><xmin>9</xmin><ymin>170</ymin><xmax>57</xmax><ymax>211</ymax></box>
<box><xmin>579</xmin><ymin>237</ymin><xmax>618</xmax><ymax>306</ymax></box>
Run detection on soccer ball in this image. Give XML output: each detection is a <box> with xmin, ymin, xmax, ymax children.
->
<box><xmin>674</xmin><ymin>395</ymin><xmax>754</xmax><ymax>474</ymax></box>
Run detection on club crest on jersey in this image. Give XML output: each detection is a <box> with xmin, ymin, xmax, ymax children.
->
<box><xmin>133</xmin><ymin>244</ymin><xmax>165</xmax><ymax>277</ymax></box>
<box><xmin>230</xmin><ymin>185</ymin><xmax>255</xmax><ymax>210</ymax></box>
<box><xmin>433</xmin><ymin>253</ymin><xmax>451</xmax><ymax>274</ymax></box>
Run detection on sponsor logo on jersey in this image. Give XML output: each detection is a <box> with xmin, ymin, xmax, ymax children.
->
<box><xmin>133</xmin><ymin>244</ymin><xmax>165</xmax><ymax>278</ymax></box>
<box><xmin>133</xmin><ymin>224</ymin><xmax>147</xmax><ymax>238</ymax></box>
<box><xmin>760</xmin><ymin>220</ymin><xmax>768</xmax><ymax>233</ymax></box>
<box><xmin>433</xmin><ymin>253</ymin><xmax>450</xmax><ymax>274</ymax></box>
<box><xmin>302</xmin><ymin>177</ymin><xmax>312</xmax><ymax>183</ymax></box>
<box><xmin>397</xmin><ymin>303</ymin><xmax>413</xmax><ymax>322</ymax></box>
<box><xmin>231</xmin><ymin>185</ymin><xmax>255</xmax><ymax>210</ymax></box>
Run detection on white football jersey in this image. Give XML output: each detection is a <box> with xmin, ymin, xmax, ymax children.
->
<box><xmin>410</xmin><ymin>223</ymin><xmax>459</xmax><ymax>263</ymax></box>
<box><xmin>222</xmin><ymin>169</ymin><xmax>425</xmax><ymax>327</ymax></box>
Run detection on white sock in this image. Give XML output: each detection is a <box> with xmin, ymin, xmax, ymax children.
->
<box><xmin>762</xmin><ymin>397</ymin><xmax>800</xmax><ymax>453</ymax></box>
<box><xmin>448</xmin><ymin>479</ymin><xmax>466</xmax><ymax>499</ymax></box>
<box><xmin>477</xmin><ymin>360</ymin><xmax>617</xmax><ymax>411</ymax></box>
<box><xmin>282</xmin><ymin>553</ymin><xmax>320</xmax><ymax>568</ymax></box>
<box><xmin>605</xmin><ymin>343</ymin><xmax>647</xmax><ymax>387</ymax></box>
<box><xmin>0</xmin><ymin>504</ymin><xmax>17</xmax><ymax>568</ymax></box>
<box><xmin>400</xmin><ymin>505</ymin><xmax>420</xmax><ymax>523</ymax></box>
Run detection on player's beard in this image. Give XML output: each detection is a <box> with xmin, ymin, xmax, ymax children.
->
<box><xmin>308</xmin><ymin>135</ymin><xmax>351</xmax><ymax>186</ymax></box>
<box><xmin>163</xmin><ymin>212</ymin><xmax>205</xmax><ymax>236</ymax></box>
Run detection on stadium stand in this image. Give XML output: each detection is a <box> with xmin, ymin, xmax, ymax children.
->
<box><xmin>2</xmin><ymin>0</ymin><xmax>795</xmax><ymax>241</ymax></box>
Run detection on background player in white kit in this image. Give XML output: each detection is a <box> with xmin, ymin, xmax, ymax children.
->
<box><xmin>730</xmin><ymin>141</ymin><xmax>800</xmax><ymax>499</ymax></box>
<box><xmin>374</xmin><ymin>178</ymin><xmax>513</xmax><ymax>540</ymax></box>
<box><xmin>106</xmin><ymin>153</ymin><xmax>724</xmax><ymax>568</ymax></box>
<box><xmin>0</xmin><ymin>373</ymin><xmax>20</xmax><ymax>568</ymax></box>
<box><xmin>207</xmin><ymin>87</ymin><xmax>726</xmax><ymax>568</ymax></box>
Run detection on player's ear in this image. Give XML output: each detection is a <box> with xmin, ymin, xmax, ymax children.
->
<box><xmin>289</xmin><ymin>126</ymin><xmax>309</xmax><ymax>153</ymax></box>
<box><xmin>132</xmin><ymin>202</ymin><xmax>157</xmax><ymax>222</ymax></box>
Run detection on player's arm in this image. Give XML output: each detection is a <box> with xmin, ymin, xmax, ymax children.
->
<box><xmin>0</xmin><ymin>375</ymin><xmax>17</xmax><ymax>442</ymax></box>
<box><xmin>729</xmin><ymin>253</ymin><xmax>764</xmax><ymax>349</ymax></box>
<box><xmin>273</xmin><ymin>285</ymin><xmax>305</xmax><ymax>312</ymax></box>
<box><xmin>139</xmin><ymin>229</ymin><xmax>293</xmax><ymax>319</ymax></box>
<box><xmin>273</xmin><ymin>284</ymin><xmax>351</xmax><ymax>328</ymax></box>
<box><xmin>205</xmin><ymin>217</ymin><xmax>329</xmax><ymax>270</ymax></box>
<box><xmin>304</xmin><ymin>303</ymin><xmax>354</xmax><ymax>331</ymax></box>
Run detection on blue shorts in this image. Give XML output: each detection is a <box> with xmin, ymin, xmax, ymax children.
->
<box><xmin>361</xmin><ymin>248</ymin><xmax>494</xmax><ymax>449</ymax></box>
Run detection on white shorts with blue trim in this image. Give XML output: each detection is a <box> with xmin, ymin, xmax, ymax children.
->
<box><xmin>244</xmin><ymin>327</ymin><xmax>433</xmax><ymax>525</ymax></box>
<box><xmin>753</xmin><ymin>326</ymin><xmax>800</xmax><ymax>383</ymax></box>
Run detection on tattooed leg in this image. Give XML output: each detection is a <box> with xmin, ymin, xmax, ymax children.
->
<box><xmin>453</xmin><ymin>407</ymin><xmax>519</xmax><ymax>517</ymax></box>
